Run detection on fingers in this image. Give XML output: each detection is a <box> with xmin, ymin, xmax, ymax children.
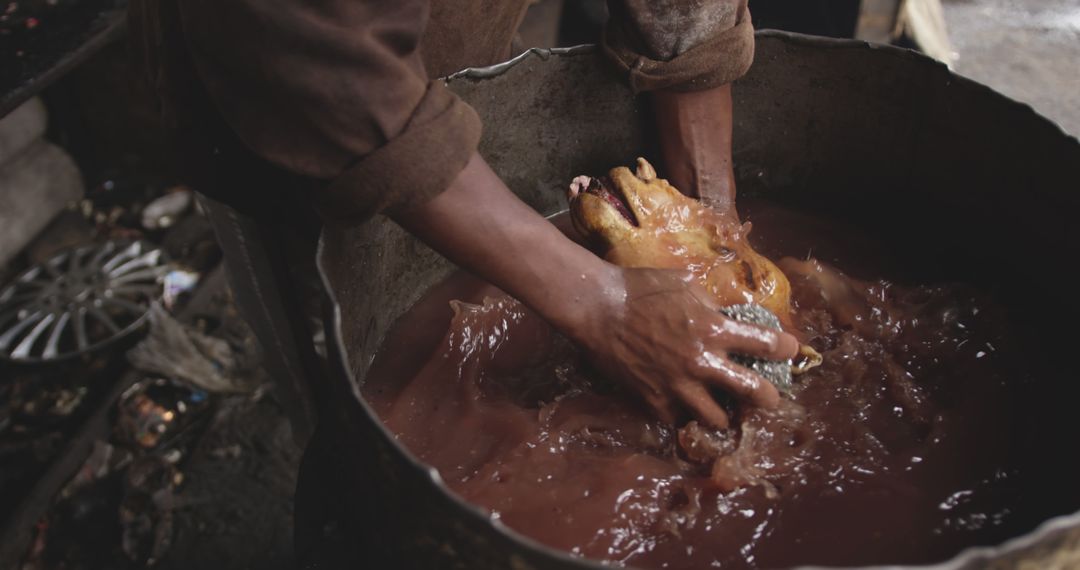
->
<box><xmin>682</xmin><ymin>278</ymin><xmax>798</xmax><ymax>361</ymax></box>
<box><xmin>642</xmin><ymin>391</ymin><xmax>681</xmax><ymax>426</ymax></box>
<box><xmin>708</xmin><ymin>318</ymin><xmax>799</xmax><ymax>361</ymax></box>
<box><xmin>696</xmin><ymin>352</ymin><xmax>781</xmax><ymax>409</ymax></box>
<box><xmin>672</xmin><ymin>381</ymin><xmax>731</xmax><ymax>429</ymax></box>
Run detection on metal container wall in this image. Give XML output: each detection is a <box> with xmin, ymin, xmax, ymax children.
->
<box><xmin>305</xmin><ymin>32</ymin><xmax>1080</xmax><ymax>569</ymax></box>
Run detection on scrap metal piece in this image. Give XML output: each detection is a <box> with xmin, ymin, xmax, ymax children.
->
<box><xmin>0</xmin><ymin>240</ymin><xmax>167</xmax><ymax>363</ymax></box>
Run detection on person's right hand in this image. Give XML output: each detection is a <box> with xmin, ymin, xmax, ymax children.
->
<box><xmin>568</xmin><ymin>267</ymin><xmax>799</xmax><ymax>429</ymax></box>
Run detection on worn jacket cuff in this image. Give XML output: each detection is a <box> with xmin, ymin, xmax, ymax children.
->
<box><xmin>602</xmin><ymin>12</ymin><xmax>755</xmax><ymax>93</ymax></box>
<box><xmin>314</xmin><ymin>80</ymin><xmax>482</xmax><ymax>226</ymax></box>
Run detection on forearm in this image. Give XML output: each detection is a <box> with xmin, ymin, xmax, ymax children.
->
<box><xmin>390</xmin><ymin>153</ymin><xmax>620</xmax><ymax>336</ymax></box>
<box><xmin>651</xmin><ymin>84</ymin><xmax>737</xmax><ymax>214</ymax></box>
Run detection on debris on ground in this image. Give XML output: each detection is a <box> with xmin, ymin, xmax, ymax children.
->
<box><xmin>126</xmin><ymin>304</ymin><xmax>260</xmax><ymax>395</ymax></box>
<box><xmin>113</xmin><ymin>378</ymin><xmax>210</xmax><ymax>451</ymax></box>
<box><xmin>161</xmin><ymin>270</ymin><xmax>200</xmax><ymax>312</ymax></box>
<box><xmin>140</xmin><ymin>187</ymin><xmax>192</xmax><ymax>232</ymax></box>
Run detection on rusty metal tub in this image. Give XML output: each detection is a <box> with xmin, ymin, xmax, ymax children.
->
<box><xmin>303</xmin><ymin>31</ymin><xmax>1080</xmax><ymax>569</ymax></box>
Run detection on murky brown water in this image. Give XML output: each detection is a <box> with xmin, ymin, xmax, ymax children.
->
<box><xmin>362</xmin><ymin>202</ymin><xmax>1072</xmax><ymax>569</ymax></box>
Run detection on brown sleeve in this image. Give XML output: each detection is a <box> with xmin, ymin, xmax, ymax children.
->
<box><xmin>602</xmin><ymin>0</ymin><xmax>755</xmax><ymax>93</ymax></box>
<box><xmin>177</xmin><ymin>0</ymin><xmax>481</xmax><ymax>224</ymax></box>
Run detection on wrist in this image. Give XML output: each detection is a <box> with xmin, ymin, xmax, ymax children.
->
<box><xmin>391</xmin><ymin>152</ymin><xmax>625</xmax><ymax>345</ymax></box>
<box><xmin>534</xmin><ymin>259</ymin><xmax>625</xmax><ymax>346</ymax></box>
<box><xmin>651</xmin><ymin>84</ymin><xmax>737</xmax><ymax>212</ymax></box>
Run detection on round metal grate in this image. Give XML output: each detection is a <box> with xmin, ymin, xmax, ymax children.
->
<box><xmin>0</xmin><ymin>241</ymin><xmax>168</xmax><ymax>363</ymax></box>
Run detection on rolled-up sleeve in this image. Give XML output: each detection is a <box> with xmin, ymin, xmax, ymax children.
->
<box><xmin>177</xmin><ymin>0</ymin><xmax>481</xmax><ymax>224</ymax></box>
<box><xmin>603</xmin><ymin>0</ymin><xmax>754</xmax><ymax>92</ymax></box>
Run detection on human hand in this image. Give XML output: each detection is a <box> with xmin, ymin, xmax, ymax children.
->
<box><xmin>570</xmin><ymin>267</ymin><xmax>799</xmax><ymax>429</ymax></box>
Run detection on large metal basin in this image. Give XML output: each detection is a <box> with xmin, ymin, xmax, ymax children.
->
<box><xmin>303</xmin><ymin>31</ymin><xmax>1080</xmax><ymax>569</ymax></box>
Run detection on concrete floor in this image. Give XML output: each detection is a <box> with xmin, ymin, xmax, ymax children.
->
<box><xmin>942</xmin><ymin>0</ymin><xmax>1080</xmax><ymax>137</ymax></box>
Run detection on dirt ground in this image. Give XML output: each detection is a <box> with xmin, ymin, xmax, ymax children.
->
<box><xmin>942</xmin><ymin>0</ymin><xmax>1080</xmax><ymax>137</ymax></box>
<box><xmin>156</xmin><ymin>393</ymin><xmax>299</xmax><ymax>570</ymax></box>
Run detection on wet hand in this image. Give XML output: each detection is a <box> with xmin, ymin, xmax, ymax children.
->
<box><xmin>572</xmin><ymin>267</ymin><xmax>798</xmax><ymax>429</ymax></box>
